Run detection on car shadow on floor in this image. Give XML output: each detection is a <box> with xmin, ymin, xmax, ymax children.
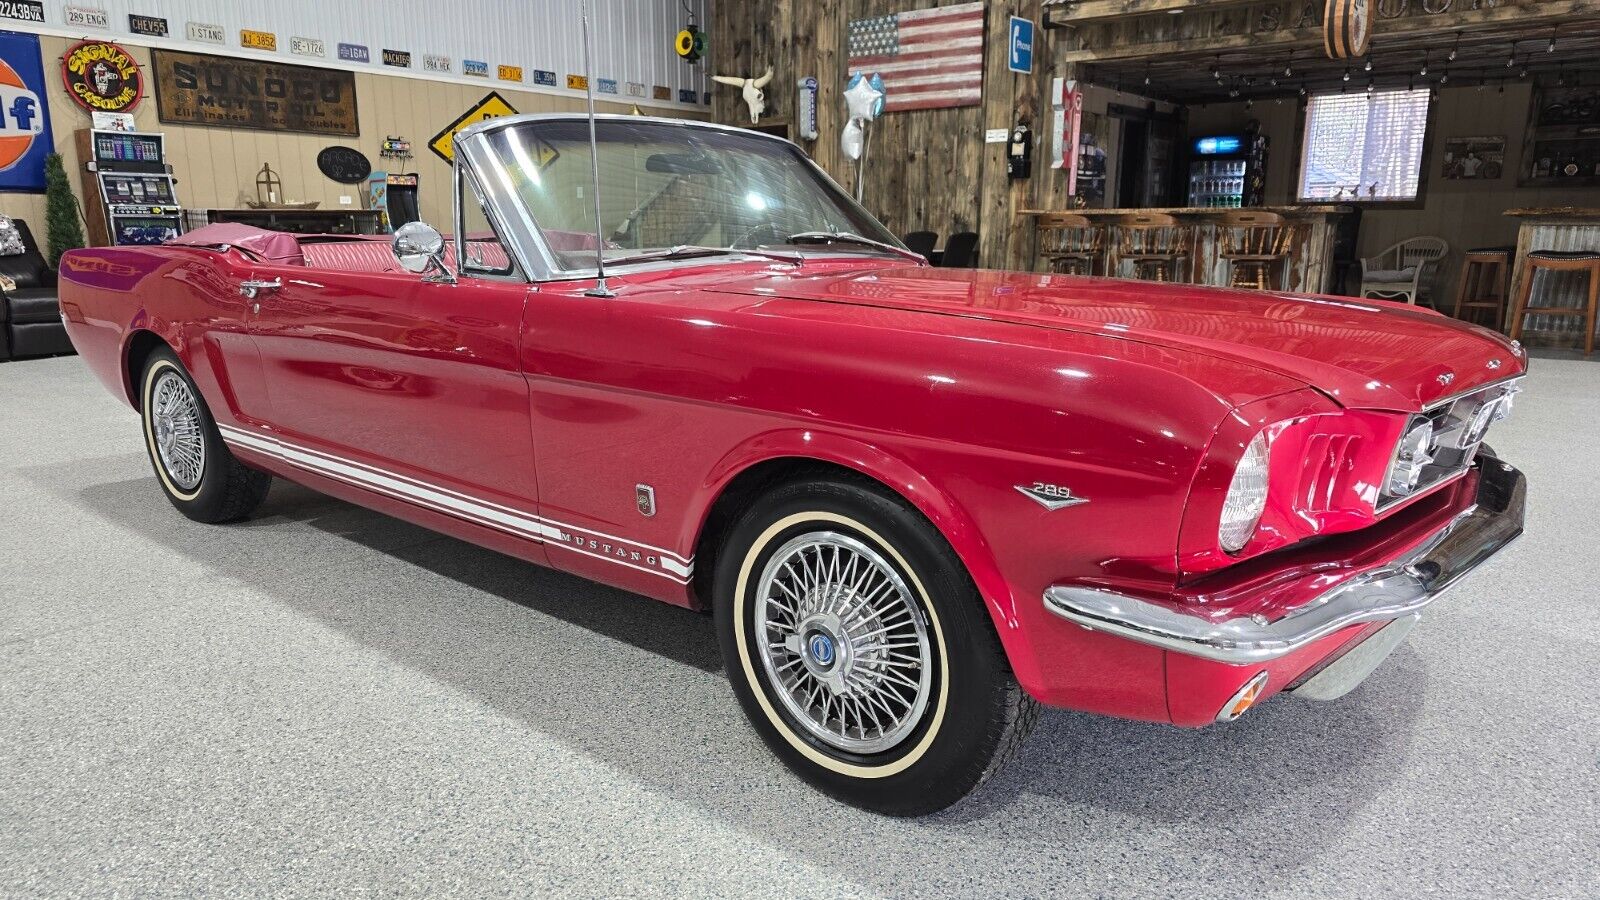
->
<box><xmin>56</xmin><ymin>463</ymin><xmax>1431</xmax><ymax>895</ymax></box>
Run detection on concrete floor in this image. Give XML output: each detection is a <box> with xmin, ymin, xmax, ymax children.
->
<box><xmin>2</xmin><ymin>354</ymin><xmax>1596</xmax><ymax>899</ymax></box>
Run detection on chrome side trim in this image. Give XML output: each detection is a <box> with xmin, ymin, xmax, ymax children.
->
<box><xmin>216</xmin><ymin>424</ymin><xmax>693</xmax><ymax>583</ymax></box>
<box><xmin>1044</xmin><ymin>457</ymin><xmax>1525</xmax><ymax>665</ymax></box>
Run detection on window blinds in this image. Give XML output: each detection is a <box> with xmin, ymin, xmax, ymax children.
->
<box><xmin>1298</xmin><ymin>88</ymin><xmax>1431</xmax><ymax>202</ymax></box>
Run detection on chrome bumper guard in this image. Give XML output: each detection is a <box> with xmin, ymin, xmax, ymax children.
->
<box><xmin>1043</xmin><ymin>456</ymin><xmax>1525</xmax><ymax>665</ymax></box>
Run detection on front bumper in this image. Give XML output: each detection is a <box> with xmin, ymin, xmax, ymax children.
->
<box><xmin>1043</xmin><ymin>455</ymin><xmax>1525</xmax><ymax>665</ymax></box>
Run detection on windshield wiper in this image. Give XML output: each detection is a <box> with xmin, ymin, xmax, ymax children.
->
<box><xmin>784</xmin><ymin>231</ymin><xmax>926</xmax><ymax>263</ymax></box>
<box><xmin>603</xmin><ymin>244</ymin><xmax>802</xmax><ymax>267</ymax></box>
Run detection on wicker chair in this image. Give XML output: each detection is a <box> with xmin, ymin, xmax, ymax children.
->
<box><xmin>1359</xmin><ymin>236</ymin><xmax>1448</xmax><ymax>306</ymax></box>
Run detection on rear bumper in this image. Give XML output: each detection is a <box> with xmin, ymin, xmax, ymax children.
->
<box><xmin>1043</xmin><ymin>454</ymin><xmax>1525</xmax><ymax>665</ymax></box>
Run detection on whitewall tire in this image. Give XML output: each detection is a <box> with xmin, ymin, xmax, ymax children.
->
<box><xmin>715</xmin><ymin>476</ymin><xmax>1038</xmax><ymax>816</ymax></box>
<box><xmin>140</xmin><ymin>348</ymin><xmax>271</xmax><ymax>523</ymax></box>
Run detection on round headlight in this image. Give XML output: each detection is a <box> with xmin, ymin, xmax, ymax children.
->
<box><xmin>1219</xmin><ymin>430</ymin><xmax>1270</xmax><ymax>553</ymax></box>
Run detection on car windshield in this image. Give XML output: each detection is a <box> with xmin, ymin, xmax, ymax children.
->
<box><xmin>478</xmin><ymin>119</ymin><xmax>904</xmax><ymax>270</ymax></box>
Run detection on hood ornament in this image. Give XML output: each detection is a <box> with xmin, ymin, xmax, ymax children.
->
<box><xmin>1437</xmin><ymin>371</ymin><xmax>1455</xmax><ymax>387</ymax></box>
<box><xmin>1487</xmin><ymin>358</ymin><xmax>1502</xmax><ymax>370</ymax></box>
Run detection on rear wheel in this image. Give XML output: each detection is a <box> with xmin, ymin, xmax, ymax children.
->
<box><xmin>139</xmin><ymin>348</ymin><xmax>270</xmax><ymax>523</ymax></box>
<box><xmin>714</xmin><ymin>477</ymin><xmax>1038</xmax><ymax>816</ymax></box>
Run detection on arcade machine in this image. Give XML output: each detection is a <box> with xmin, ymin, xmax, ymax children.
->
<box><xmin>366</xmin><ymin>136</ymin><xmax>421</xmax><ymax>232</ymax></box>
<box><xmin>82</xmin><ymin>130</ymin><xmax>183</xmax><ymax>245</ymax></box>
<box><xmin>365</xmin><ymin>173</ymin><xmax>421</xmax><ymax>232</ymax></box>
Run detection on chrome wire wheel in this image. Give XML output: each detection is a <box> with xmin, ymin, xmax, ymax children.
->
<box><xmin>754</xmin><ymin>530</ymin><xmax>934</xmax><ymax>755</ymax></box>
<box><xmin>149</xmin><ymin>370</ymin><xmax>206</xmax><ymax>492</ymax></box>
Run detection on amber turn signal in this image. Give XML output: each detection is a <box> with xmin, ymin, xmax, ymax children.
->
<box><xmin>1215</xmin><ymin>672</ymin><xmax>1270</xmax><ymax>723</ymax></box>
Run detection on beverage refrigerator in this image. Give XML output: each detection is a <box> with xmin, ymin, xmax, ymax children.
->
<box><xmin>1186</xmin><ymin>131</ymin><xmax>1268</xmax><ymax>207</ymax></box>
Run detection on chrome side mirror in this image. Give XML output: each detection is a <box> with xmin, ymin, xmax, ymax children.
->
<box><xmin>392</xmin><ymin>221</ymin><xmax>455</xmax><ymax>282</ymax></box>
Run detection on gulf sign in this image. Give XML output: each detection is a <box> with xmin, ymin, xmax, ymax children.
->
<box><xmin>0</xmin><ymin>31</ymin><xmax>52</xmax><ymax>191</ymax></box>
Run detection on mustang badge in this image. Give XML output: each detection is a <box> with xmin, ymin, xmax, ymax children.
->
<box><xmin>1015</xmin><ymin>482</ymin><xmax>1088</xmax><ymax>510</ymax></box>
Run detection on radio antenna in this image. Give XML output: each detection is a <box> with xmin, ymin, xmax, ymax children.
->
<box><xmin>581</xmin><ymin>0</ymin><xmax>614</xmax><ymax>298</ymax></box>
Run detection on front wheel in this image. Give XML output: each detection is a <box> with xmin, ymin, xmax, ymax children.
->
<box><xmin>714</xmin><ymin>477</ymin><xmax>1038</xmax><ymax>816</ymax></box>
<box><xmin>140</xmin><ymin>348</ymin><xmax>271</xmax><ymax>523</ymax></box>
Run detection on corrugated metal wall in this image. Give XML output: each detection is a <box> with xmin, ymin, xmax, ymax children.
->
<box><xmin>13</xmin><ymin>0</ymin><xmax>711</xmax><ymax>109</ymax></box>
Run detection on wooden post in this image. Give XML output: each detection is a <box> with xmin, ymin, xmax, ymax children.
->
<box><xmin>979</xmin><ymin>0</ymin><xmax>1045</xmax><ymax>271</ymax></box>
<box><xmin>73</xmin><ymin>129</ymin><xmax>110</xmax><ymax>248</ymax></box>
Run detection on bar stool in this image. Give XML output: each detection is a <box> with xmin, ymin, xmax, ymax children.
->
<box><xmin>1038</xmin><ymin>213</ymin><xmax>1106</xmax><ymax>276</ymax></box>
<box><xmin>1451</xmin><ymin>247</ymin><xmax>1514</xmax><ymax>331</ymax></box>
<box><xmin>1116</xmin><ymin>212</ymin><xmax>1191</xmax><ymax>283</ymax></box>
<box><xmin>1219</xmin><ymin>210</ymin><xmax>1300</xmax><ymax>290</ymax></box>
<box><xmin>1508</xmin><ymin>250</ymin><xmax>1600</xmax><ymax>356</ymax></box>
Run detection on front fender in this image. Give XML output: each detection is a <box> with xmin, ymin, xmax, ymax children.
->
<box><xmin>690</xmin><ymin>427</ymin><xmax>1046</xmax><ymax>693</ymax></box>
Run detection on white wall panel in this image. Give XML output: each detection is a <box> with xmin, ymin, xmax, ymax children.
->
<box><xmin>9</xmin><ymin>0</ymin><xmax>711</xmax><ymax>110</ymax></box>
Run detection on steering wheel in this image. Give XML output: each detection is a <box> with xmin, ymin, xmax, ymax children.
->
<box><xmin>730</xmin><ymin>221</ymin><xmax>785</xmax><ymax>250</ymax></box>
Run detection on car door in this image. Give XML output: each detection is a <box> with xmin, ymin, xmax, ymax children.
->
<box><xmin>242</xmin><ymin>238</ymin><xmax>541</xmax><ymax>539</ymax></box>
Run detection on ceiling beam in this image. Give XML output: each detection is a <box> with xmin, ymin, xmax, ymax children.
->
<box><xmin>1368</xmin><ymin>0</ymin><xmax>1592</xmax><ymax>42</ymax></box>
<box><xmin>1058</xmin><ymin>0</ymin><xmax>1596</xmax><ymax>63</ymax></box>
<box><xmin>1044</xmin><ymin>0</ymin><xmax>1256</xmax><ymax>29</ymax></box>
<box><xmin>1061</xmin><ymin>26</ymin><xmax>1320</xmax><ymax>62</ymax></box>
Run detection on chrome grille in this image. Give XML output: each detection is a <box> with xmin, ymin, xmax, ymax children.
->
<box><xmin>1377</xmin><ymin>378</ymin><xmax>1521</xmax><ymax>512</ymax></box>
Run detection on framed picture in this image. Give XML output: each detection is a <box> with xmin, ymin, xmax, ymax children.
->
<box><xmin>1442</xmin><ymin>135</ymin><xmax>1505</xmax><ymax>181</ymax></box>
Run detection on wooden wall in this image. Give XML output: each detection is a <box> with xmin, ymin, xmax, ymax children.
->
<box><xmin>0</xmin><ymin>36</ymin><xmax>706</xmax><ymax>239</ymax></box>
<box><xmin>712</xmin><ymin>0</ymin><xmax>1070</xmax><ymax>270</ymax></box>
<box><xmin>1189</xmin><ymin>81</ymin><xmax>1600</xmax><ymax>290</ymax></box>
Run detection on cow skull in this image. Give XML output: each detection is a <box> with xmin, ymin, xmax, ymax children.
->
<box><xmin>712</xmin><ymin>68</ymin><xmax>774</xmax><ymax>125</ymax></box>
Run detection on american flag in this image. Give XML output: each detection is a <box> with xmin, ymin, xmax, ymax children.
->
<box><xmin>846</xmin><ymin>2</ymin><xmax>985</xmax><ymax>112</ymax></box>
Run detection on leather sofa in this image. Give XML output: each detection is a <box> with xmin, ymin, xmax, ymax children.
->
<box><xmin>0</xmin><ymin>219</ymin><xmax>74</xmax><ymax>360</ymax></box>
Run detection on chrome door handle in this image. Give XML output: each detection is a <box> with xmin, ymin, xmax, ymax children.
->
<box><xmin>239</xmin><ymin>278</ymin><xmax>282</xmax><ymax>299</ymax></box>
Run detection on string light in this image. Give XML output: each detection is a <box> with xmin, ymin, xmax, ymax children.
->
<box><xmin>1343</xmin><ymin>67</ymin><xmax>1352</xmax><ymax>82</ymax></box>
<box><xmin>1447</xmin><ymin>33</ymin><xmax>1460</xmax><ymax>62</ymax></box>
<box><xmin>1419</xmin><ymin>51</ymin><xmax>1429</xmax><ymax>77</ymax></box>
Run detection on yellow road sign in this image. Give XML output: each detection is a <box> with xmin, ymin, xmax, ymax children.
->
<box><xmin>428</xmin><ymin>91</ymin><xmax>518</xmax><ymax>163</ymax></box>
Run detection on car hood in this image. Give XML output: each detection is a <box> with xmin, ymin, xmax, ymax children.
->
<box><xmin>706</xmin><ymin>264</ymin><xmax>1523</xmax><ymax>411</ymax></box>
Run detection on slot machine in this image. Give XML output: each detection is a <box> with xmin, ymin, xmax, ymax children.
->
<box><xmin>86</xmin><ymin>130</ymin><xmax>182</xmax><ymax>245</ymax></box>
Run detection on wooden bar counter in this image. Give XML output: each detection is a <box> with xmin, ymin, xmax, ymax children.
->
<box><xmin>1020</xmin><ymin>206</ymin><xmax>1353</xmax><ymax>293</ymax></box>
<box><xmin>1504</xmin><ymin>208</ymin><xmax>1600</xmax><ymax>344</ymax></box>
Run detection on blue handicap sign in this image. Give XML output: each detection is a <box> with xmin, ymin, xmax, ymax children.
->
<box><xmin>1008</xmin><ymin>16</ymin><xmax>1034</xmax><ymax>74</ymax></box>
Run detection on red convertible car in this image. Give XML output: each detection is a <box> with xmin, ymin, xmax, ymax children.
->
<box><xmin>60</xmin><ymin>115</ymin><xmax>1526</xmax><ymax>816</ymax></box>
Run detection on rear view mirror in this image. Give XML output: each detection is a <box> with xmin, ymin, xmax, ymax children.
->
<box><xmin>392</xmin><ymin>221</ymin><xmax>455</xmax><ymax>282</ymax></box>
<box><xmin>645</xmin><ymin>152</ymin><xmax>724</xmax><ymax>175</ymax></box>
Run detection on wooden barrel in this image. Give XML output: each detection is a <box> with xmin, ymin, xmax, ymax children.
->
<box><xmin>1323</xmin><ymin>0</ymin><xmax>1373</xmax><ymax>60</ymax></box>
